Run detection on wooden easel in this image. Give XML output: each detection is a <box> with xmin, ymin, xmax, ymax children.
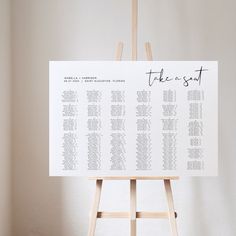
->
<box><xmin>88</xmin><ymin>1</ymin><xmax>179</xmax><ymax>235</ymax></box>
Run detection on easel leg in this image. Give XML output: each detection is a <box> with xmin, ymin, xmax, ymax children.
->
<box><xmin>132</xmin><ymin>0</ymin><xmax>138</xmax><ymax>60</ymax></box>
<box><xmin>130</xmin><ymin>179</ymin><xmax>137</xmax><ymax>236</ymax></box>
<box><xmin>145</xmin><ymin>42</ymin><xmax>153</xmax><ymax>61</ymax></box>
<box><xmin>164</xmin><ymin>179</ymin><xmax>178</xmax><ymax>236</ymax></box>
<box><xmin>88</xmin><ymin>179</ymin><xmax>103</xmax><ymax>236</ymax></box>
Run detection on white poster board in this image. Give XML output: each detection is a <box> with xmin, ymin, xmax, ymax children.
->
<box><xmin>49</xmin><ymin>61</ymin><xmax>218</xmax><ymax>176</ymax></box>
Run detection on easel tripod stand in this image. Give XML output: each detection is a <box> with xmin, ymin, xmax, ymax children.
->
<box><xmin>88</xmin><ymin>1</ymin><xmax>179</xmax><ymax>235</ymax></box>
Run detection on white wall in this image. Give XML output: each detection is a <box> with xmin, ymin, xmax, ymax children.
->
<box><xmin>11</xmin><ymin>0</ymin><xmax>236</xmax><ymax>236</ymax></box>
<box><xmin>0</xmin><ymin>0</ymin><xmax>11</xmax><ymax>236</ymax></box>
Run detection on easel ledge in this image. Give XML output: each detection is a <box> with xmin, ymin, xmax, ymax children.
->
<box><xmin>89</xmin><ymin>176</ymin><xmax>179</xmax><ymax>180</ymax></box>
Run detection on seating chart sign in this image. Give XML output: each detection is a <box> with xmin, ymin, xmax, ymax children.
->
<box><xmin>49</xmin><ymin>61</ymin><xmax>218</xmax><ymax>176</ymax></box>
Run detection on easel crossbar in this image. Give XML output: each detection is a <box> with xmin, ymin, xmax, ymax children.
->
<box><xmin>97</xmin><ymin>211</ymin><xmax>177</xmax><ymax>219</ymax></box>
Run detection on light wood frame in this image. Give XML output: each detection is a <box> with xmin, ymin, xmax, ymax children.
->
<box><xmin>88</xmin><ymin>1</ymin><xmax>179</xmax><ymax>235</ymax></box>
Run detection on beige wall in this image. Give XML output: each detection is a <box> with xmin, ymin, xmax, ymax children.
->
<box><xmin>10</xmin><ymin>0</ymin><xmax>236</xmax><ymax>236</ymax></box>
<box><xmin>0</xmin><ymin>0</ymin><xmax>11</xmax><ymax>235</ymax></box>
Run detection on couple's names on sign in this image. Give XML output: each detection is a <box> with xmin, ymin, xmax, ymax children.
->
<box><xmin>49</xmin><ymin>61</ymin><xmax>218</xmax><ymax>176</ymax></box>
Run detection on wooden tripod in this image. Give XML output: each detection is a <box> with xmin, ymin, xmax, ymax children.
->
<box><xmin>88</xmin><ymin>1</ymin><xmax>179</xmax><ymax>235</ymax></box>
